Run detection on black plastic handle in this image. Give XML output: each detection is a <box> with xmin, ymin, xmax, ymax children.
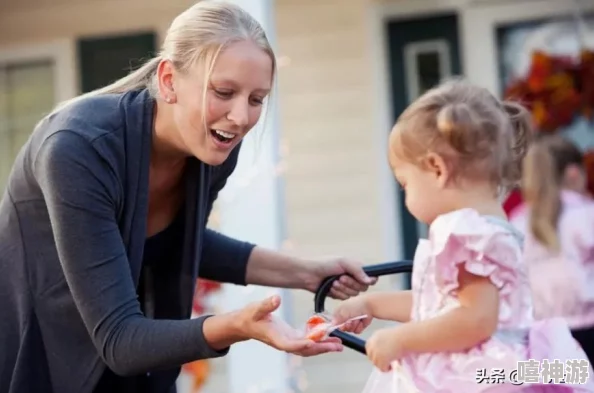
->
<box><xmin>313</xmin><ymin>260</ymin><xmax>414</xmax><ymax>354</ymax></box>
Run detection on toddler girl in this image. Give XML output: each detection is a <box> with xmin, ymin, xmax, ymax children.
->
<box><xmin>511</xmin><ymin>135</ymin><xmax>594</xmax><ymax>362</ymax></box>
<box><xmin>333</xmin><ymin>79</ymin><xmax>594</xmax><ymax>393</ymax></box>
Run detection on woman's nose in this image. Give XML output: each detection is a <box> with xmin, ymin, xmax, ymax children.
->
<box><xmin>227</xmin><ymin>99</ymin><xmax>249</xmax><ymax>128</ymax></box>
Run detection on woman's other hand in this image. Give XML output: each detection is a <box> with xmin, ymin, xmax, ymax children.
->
<box><xmin>243</xmin><ymin>248</ymin><xmax>377</xmax><ymax>300</ymax></box>
<box><xmin>307</xmin><ymin>258</ymin><xmax>378</xmax><ymax>300</ymax></box>
<box><xmin>331</xmin><ymin>296</ymin><xmax>373</xmax><ymax>334</ymax></box>
<box><xmin>237</xmin><ymin>295</ymin><xmax>343</xmax><ymax>357</ymax></box>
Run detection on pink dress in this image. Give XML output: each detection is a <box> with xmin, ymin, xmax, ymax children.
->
<box><xmin>362</xmin><ymin>208</ymin><xmax>594</xmax><ymax>393</ymax></box>
<box><xmin>510</xmin><ymin>190</ymin><xmax>594</xmax><ymax>329</ymax></box>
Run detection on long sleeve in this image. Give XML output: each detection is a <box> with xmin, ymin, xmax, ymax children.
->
<box><xmin>200</xmin><ymin>229</ymin><xmax>255</xmax><ymax>285</ymax></box>
<box><xmin>33</xmin><ymin>131</ymin><xmax>227</xmax><ymax>376</ymax></box>
<box><xmin>199</xmin><ymin>144</ymin><xmax>256</xmax><ymax>285</ymax></box>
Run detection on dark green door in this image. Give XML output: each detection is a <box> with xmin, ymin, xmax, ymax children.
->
<box><xmin>78</xmin><ymin>32</ymin><xmax>156</xmax><ymax>93</ymax></box>
<box><xmin>386</xmin><ymin>13</ymin><xmax>462</xmax><ymax>274</ymax></box>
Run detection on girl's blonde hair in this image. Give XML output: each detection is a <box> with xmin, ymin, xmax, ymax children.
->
<box><xmin>522</xmin><ymin>135</ymin><xmax>583</xmax><ymax>251</ymax></box>
<box><xmin>52</xmin><ymin>0</ymin><xmax>275</xmax><ymax>112</ymax></box>
<box><xmin>391</xmin><ymin>78</ymin><xmax>533</xmax><ymax>196</ymax></box>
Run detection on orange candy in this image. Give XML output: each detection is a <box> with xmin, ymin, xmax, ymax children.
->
<box><xmin>305</xmin><ymin>314</ymin><xmax>332</xmax><ymax>342</ymax></box>
<box><xmin>306</xmin><ymin>328</ymin><xmax>329</xmax><ymax>342</ymax></box>
<box><xmin>305</xmin><ymin>315</ymin><xmax>326</xmax><ymax>329</ymax></box>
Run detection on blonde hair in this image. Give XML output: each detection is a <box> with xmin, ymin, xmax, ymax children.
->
<box><xmin>391</xmin><ymin>78</ymin><xmax>532</xmax><ymax>195</ymax></box>
<box><xmin>522</xmin><ymin>135</ymin><xmax>583</xmax><ymax>251</ymax></box>
<box><xmin>52</xmin><ymin>0</ymin><xmax>276</xmax><ymax>112</ymax></box>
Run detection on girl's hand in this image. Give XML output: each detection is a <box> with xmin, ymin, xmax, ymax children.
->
<box><xmin>237</xmin><ymin>295</ymin><xmax>343</xmax><ymax>357</ymax></box>
<box><xmin>332</xmin><ymin>296</ymin><xmax>373</xmax><ymax>334</ymax></box>
<box><xmin>366</xmin><ymin>326</ymin><xmax>407</xmax><ymax>372</ymax></box>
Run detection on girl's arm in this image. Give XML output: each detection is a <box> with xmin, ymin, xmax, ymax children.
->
<box><xmin>397</xmin><ymin>268</ymin><xmax>499</xmax><ymax>353</ymax></box>
<box><xmin>332</xmin><ymin>290</ymin><xmax>412</xmax><ymax>329</ymax></box>
<box><xmin>366</xmin><ymin>290</ymin><xmax>413</xmax><ymax>322</ymax></box>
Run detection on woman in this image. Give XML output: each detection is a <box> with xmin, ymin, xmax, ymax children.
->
<box><xmin>0</xmin><ymin>2</ymin><xmax>375</xmax><ymax>392</ymax></box>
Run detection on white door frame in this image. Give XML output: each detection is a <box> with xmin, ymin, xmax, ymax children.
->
<box><xmin>0</xmin><ymin>39</ymin><xmax>79</xmax><ymax>103</ymax></box>
<box><xmin>367</xmin><ymin>0</ymin><xmax>594</xmax><ymax>263</ymax></box>
<box><xmin>367</xmin><ymin>0</ymin><xmax>464</xmax><ymax>263</ymax></box>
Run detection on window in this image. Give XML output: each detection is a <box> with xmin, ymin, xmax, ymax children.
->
<box><xmin>0</xmin><ymin>61</ymin><xmax>55</xmax><ymax>190</ymax></box>
<box><xmin>403</xmin><ymin>39</ymin><xmax>453</xmax><ymax>239</ymax></box>
<box><xmin>78</xmin><ymin>32</ymin><xmax>155</xmax><ymax>93</ymax></box>
<box><xmin>404</xmin><ymin>39</ymin><xmax>452</xmax><ymax>102</ymax></box>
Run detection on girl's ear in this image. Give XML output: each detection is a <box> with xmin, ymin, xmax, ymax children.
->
<box><xmin>425</xmin><ymin>152</ymin><xmax>449</xmax><ymax>188</ymax></box>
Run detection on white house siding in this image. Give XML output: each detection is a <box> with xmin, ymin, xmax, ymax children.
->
<box><xmin>274</xmin><ymin>0</ymin><xmax>400</xmax><ymax>392</ymax></box>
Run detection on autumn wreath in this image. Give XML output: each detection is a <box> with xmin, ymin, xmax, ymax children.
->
<box><xmin>504</xmin><ymin>49</ymin><xmax>594</xmax><ymax>195</ymax></box>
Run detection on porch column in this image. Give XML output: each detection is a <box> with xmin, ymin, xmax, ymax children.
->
<box><xmin>215</xmin><ymin>1</ymin><xmax>294</xmax><ymax>393</ymax></box>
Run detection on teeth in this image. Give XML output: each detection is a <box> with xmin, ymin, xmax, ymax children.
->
<box><xmin>214</xmin><ymin>130</ymin><xmax>235</xmax><ymax>139</ymax></box>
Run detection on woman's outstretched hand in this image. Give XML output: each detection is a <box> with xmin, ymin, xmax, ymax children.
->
<box><xmin>239</xmin><ymin>295</ymin><xmax>344</xmax><ymax>357</ymax></box>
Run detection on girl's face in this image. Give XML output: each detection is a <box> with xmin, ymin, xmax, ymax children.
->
<box><xmin>388</xmin><ymin>148</ymin><xmax>448</xmax><ymax>226</ymax></box>
<box><xmin>563</xmin><ymin>164</ymin><xmax>587</xmax><ymax>194</ymax></box>
<box><xmin>159</xmin><ymin>40</ymin><xmax>273</xmax><ymax>166</ymax></box>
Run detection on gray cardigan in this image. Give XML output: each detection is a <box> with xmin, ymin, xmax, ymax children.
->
<box><xmin>0</xmin><ymin>89</ymin><xmax>255</xmax><ymax>393</ymax></box>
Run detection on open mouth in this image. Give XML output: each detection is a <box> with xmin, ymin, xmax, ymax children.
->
<box><xmin>210</xmin><ymin>129</ymin><xmax>237</xmax><ymax>145</ymax></box>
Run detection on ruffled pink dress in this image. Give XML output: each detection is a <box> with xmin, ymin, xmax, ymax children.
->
<box><xmin>362</xmin><ymin>208</ymin><xmax>594</xmax><ymax>393</ymax></box>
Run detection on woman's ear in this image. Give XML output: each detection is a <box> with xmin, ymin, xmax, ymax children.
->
<box><xmin>156</xmin><ymin>59</ymin><xmax>177</xmax><ymax>104</ymax></box>
<box><xmin>425</xmin><ymin>152</ymin><xmax>449</xmax><ymax>188</ymax></box>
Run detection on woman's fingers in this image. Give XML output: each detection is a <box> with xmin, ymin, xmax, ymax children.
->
<box><xmin>266</xmin><ymin>321</ymin><xmax>344</xmax><ymax>356</ymax></box>
<box><xmin>330</xmin><ymin>274</ymin><xmax>378</xmax><ymax>299</ymax></box>
<box><xmin>278</xmin><ymin>338</ymin><xmax>313</xmax><ymax>353</ymax></box>
<box><xmin>262</xmin><ymin>324</ymin><xmax>310</xmax><ymax>351</ymax></box>
<box><xmin>339</xmin><ymin>275</ymin><xmax>369</xmax><ymax>292</ymax></box>
<box><xmin>330</xmin><ymin>280</ymin><xmax>359</xmax><ymax>299</ymax></box>
<box><xmin>294</xmin><ymin>338</ymin><xmax>343</xmax><ymax>357</ymax></box>
<box><xmin>251</xmin><ymin>295</ymin><xmax>281</xmax><ymax>320</ymax></box>
<box><xmin>246</xmin><ymin>300</ymin><xmax>349</xmax><ymax>358</ymax></box>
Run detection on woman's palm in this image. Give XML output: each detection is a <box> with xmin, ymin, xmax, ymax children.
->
<box><xmin>245</xmin><ymin>296</ymin><xmax>343</xmax><ymax>357</ymax></box>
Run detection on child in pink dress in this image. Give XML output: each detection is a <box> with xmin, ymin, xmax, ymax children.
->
<box><xmin>510</xmin><ymin>136</ymin><xmax>594</xmax><ymax>362</ymax></box>
<box><xmin>332</xmin><ymin>79</ymin><xmax>594</xmax><ymax>393</ymax></box>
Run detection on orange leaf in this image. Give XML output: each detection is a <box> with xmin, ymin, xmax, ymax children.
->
<box><xmin>184</xmin><ymin>360</ymin><xmax>211</xmax><ymax>391</ymax></box>
<box><xmin>532</xmin><ymin>101</ymin><xmax>547</xmax><ymax>128</ymax></box>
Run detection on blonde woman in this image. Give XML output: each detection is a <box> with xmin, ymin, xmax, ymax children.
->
<box><xmin>511</xmin><ymin>135</ymin><xmax>594</xmax><ymax>362</ymax></box>
<box><xmin>0</xmin><ymin>2</ymin><xmax>375</xmax><ymax>392</ymax></box>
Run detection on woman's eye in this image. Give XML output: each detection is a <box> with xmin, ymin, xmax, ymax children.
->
<box><xmin>214</xmin><ymin>89</ymin><xmax>233</xmax><ymax>98</ymax></box>
<box><xmin>250</xmin><ymin>97</ymin><xmax>264</xmax><ymax>106</ymax></box>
